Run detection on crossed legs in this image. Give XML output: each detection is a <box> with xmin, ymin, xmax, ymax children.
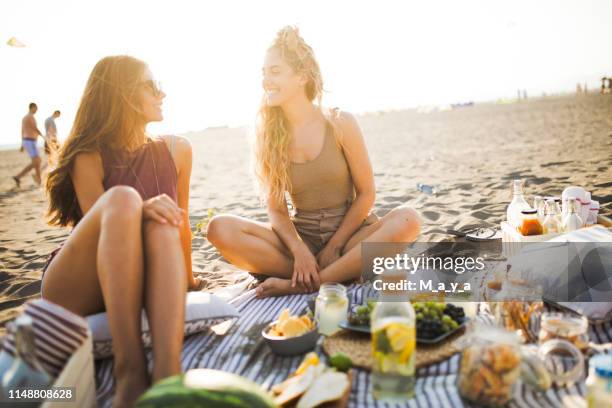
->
<box><xmin>207</xmin><ymin>206</ymin><xmax>420</xmax><ymax>297</ymax></box>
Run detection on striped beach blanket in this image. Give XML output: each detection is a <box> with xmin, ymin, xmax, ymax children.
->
<box><xmin>95</xmin><ymin>285</ymin><xmax>612</xmax><ymax>407</ymax></box>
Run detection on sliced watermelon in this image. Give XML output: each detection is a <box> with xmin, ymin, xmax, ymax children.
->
<box><xmin>136</xmin><ymin>369</ymin><xmax>277</xmax><ymax>408</ymax></box>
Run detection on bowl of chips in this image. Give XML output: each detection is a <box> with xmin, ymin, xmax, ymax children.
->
<box><xmin>262</xmin><ymin>309</ymin><xmax>319</xmax><ymax>356</ymax></box>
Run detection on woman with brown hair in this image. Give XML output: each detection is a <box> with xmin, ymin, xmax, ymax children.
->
<box><xmin>207</xmin><ymin>27</ymin><xmax>421</xmax><ymax>298</ymax></box>
<box><xmin>41</xmin><ymin>55</ymin><xmax>201</xmax><ymax>407</ymax></box>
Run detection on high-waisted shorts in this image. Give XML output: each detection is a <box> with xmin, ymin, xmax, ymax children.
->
<box><xmin>291</xmin><ymin>203</ymin><xmax>378</xmax><ymax>255</ymax></box>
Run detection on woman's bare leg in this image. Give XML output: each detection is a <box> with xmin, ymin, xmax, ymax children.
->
<box><xmin>257</xmin><ymin>207</ymin><xmax>420</xmax><ymax>297</ymax></box>
<box><xmin>142</xmin><ymin>221</ymin><xmax>187</xmax><ymax>383</ymax></box>
<box><xmin>41</xmin><ymin>186</ymin><xmax>148</xmax><ymax>407</ymax></box>
<box><xmin>207</xmin><ymin>214</ymin><xmax>294</xmax><ymax>277</ymax></box>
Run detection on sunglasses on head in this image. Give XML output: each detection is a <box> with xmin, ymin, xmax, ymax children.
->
<box><xmin>141</xmin><ymin>80</ymin><xmax>163</xmax><ymax>97</ymax></box>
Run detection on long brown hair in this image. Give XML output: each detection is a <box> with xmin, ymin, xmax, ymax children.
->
<box><xmin>253</xmin><ymin>26</ymin><xmax>329</xmax><ymax>205</ymax></box>
<box><xmin>46</xmin><ymin>55</ymin><xmax>148</xmax><ymax>227</ymax></box>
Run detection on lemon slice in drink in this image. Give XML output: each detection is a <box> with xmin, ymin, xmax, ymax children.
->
<box><xmin>386</xmin><ymin>323</ymin><xmax>415</xmax><ymax>357</ymax></box>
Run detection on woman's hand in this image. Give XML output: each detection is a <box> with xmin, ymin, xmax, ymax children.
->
<box><xmin>143</xmin><ymin>194</ymin><xmax>184</xmax><ymax>226</ymax></box>
<box><xmin>317</xmin><ymin>242</ymin><xmax>342</xmax><ymax>270</ymax></box>
<box><xmin>291</xmin><ymin>243</ymin><xmax>320</xmax><ymax>292</ymax></box>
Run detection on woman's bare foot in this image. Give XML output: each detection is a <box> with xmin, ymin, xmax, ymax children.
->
<box><xmin>255</xmin><ymin>277</ymin><xmax>310</xmax><ymax>298</ymax></box>
<box><xmin>188</xmin><ymin>276</ymin><xmax>206</xmax><ymax>292</ymax></box>
<box><xmin>113</xmin><ymin>373</ymin><xmax>150</xmax><ymax>408</ymax></box>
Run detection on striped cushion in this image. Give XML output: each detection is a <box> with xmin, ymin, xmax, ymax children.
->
<box><xmin>1</xmin><ymin>299</ymin><xmax>89</xmax><ymax>379</ymax></box>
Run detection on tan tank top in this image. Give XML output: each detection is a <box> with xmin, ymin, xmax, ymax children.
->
<box><xmin>288</xmin><ymin>123</ymin><xmax>355</xmax><ymax>210</ymax></box>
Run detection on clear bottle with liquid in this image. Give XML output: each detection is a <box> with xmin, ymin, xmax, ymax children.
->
<box><xmin>587</xmin><ymin>354</ymin><xmax>612</xmax><ymax>408</ymax></box>
<box><xmin>542</xmin><ymin>199</ymin><xmax>560</xmax><ymax>234</ymax></box>
<box><xmin>533</xmin><ymin>196</ymin><xmax>545</xmax><ymax>223</ymax></box>
<box><xmin>371</xmin><ymin>300</ymin><xmax>416</xmax><ymax>401</ymax></box>
<box><xmin>562</xmin><ymin>197</ymin><xmax>583</xmax><ymax>232</ymax></box>
<box><xmin>0</xmin><ymin>315</ymin><xmax>52</xmax><ymax>403</ymax></box>
<box><xmin>506</xmin><ymin>179</ymin><xmax>530</xmax><ymax>229</ymax></box>
<box><xmin>553</xmin><ymin>198</ymin><xmax>563</xmax><ymax>226</ymax></box>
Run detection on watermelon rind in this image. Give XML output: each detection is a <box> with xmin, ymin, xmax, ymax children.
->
<box><xmin>136</xmin><ymin>370</ymin><xmax>277</xmax><ymax>408</ymax></box>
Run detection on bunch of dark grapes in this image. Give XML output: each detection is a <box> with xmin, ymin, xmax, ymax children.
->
<box><xmin>444</xmin><ymin>304</ymin><xmax>465</xmax><ymax>322</ymax></box>
<box><xmin>414</xmin><ymin>302</ymin><xmax>465</xmax><ymax>340</ymax></box>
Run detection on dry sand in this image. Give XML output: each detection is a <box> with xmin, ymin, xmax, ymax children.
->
<box><xmin>1</xmin><ymin>93</ymin><xmax>611</xmax><ymax>335</ymax></box>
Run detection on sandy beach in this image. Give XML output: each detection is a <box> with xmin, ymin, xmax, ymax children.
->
<box><xmin>1</xmin><ymin>93</ymin><xmax>611</xmax><ymax>336</ymax></box>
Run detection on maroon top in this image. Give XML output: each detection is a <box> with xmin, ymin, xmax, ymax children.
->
<box><xmin>100</xmin><ymin>137</ymin><xmax>178</xmax><ymax>203</ymax></box>
<box><xmin>43</xmin><ymin>137</ymin><xmax>178</xmax><ymax>273</ymax></box>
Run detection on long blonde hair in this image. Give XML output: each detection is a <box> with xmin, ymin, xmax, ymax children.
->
<box><xmin>254</xmin><ymin>26</ymin><xmax>335</xmax><ymax>205</ymax></box>
<box><xmin>46</xmin><ymin>55</ymin><xmax>148</xmax><ymax>226</ymax></box>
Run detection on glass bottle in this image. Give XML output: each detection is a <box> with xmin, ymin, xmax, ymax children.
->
<box><xmin>0</xmin><ymin>315</ymin><xmax>52</xmax><ymax>403</ymax></box>
<box><xmin>533</xmin><ymin>196</ymin><xmax>545</xmax><ymax>223</ymax></box>
<box><xmin>587</xmin><ymin>354</ymin><xmax>612</xmax><ymax>408</ymax></box>
<box><xmin>580</xmin><ymin>193</ymin><xmax>592</xmax><ymax>226</ymax></box>
<box><xmin>542</xmin><ymin>199</ymin><xmax>560</xmax><ymax>234</ymax></box>
<box><xmin>552</xmin><ymin>197</ymin><xmax>563</xmax><ymax>226</ymax></box>
<box><xmin>587</xmin><ymin>200</ymin><xmax>600</xmax><ymax>226</ymax></box>
<box><xmin>562</xmin><ymin>197</ymin><xmax>583</xmax><ymax>232</ymax></box>
<box><xmin>371</xmin><ymin>298</ymin><xmax>416</xmax><ymax>401</ymax></box>
<box><xmin>314</xmin><ymin>283</ymin><xmax>348</xmax><ymax>336</ymax></box>
<box><xmin>506</xmin><ymin>179</ymin><xmax>530</xmax><ymax>229</ymax></box>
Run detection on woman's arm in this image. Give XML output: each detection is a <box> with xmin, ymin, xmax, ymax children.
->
<box><xmin>268</xmin><ymin>197</ymin><xmax>320</xmax><ymax>291</ymax></box>
<box><xmin>167</xmin><ymin>136</ymin><xmax>196</xmax><ymax>288</ymax></box>
<box><xmin>319</xmin><ymin>112</ymin><xmax>375</xmax><ymax>266</ymax></box>
<box><xmin>71</xmin><ymin>152</ymin><xmax>105</xmax><ymax>214</ymax></box>
<box><xmin>267</xmin><ymin>197</ymin><xmax>304</xmax><ymax>255</ymax></box>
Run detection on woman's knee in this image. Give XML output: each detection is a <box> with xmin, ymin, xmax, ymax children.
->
<box><xmin>144</xmin><ymin>220</ymin><xmax>181</xmax><ymax>247</ymax></box>
<box><xmin>387</xmin><ymin>206</ymin><xmax>421</xmax><ymax>241</ymax></box>
<box><xmin>103</xmin><ymin>186</ymin><xmax>143</xmax><ymax>219</ymax></box>
<box><xmin>206</xmin><ymin>214</ymin><xmax>238</xmax><ymax>248</ymax></box>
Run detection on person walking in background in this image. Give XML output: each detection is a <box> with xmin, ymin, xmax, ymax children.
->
<box><xmin>13</xmin><ymin>102</ymin><xmax>43</xmax><ymax>187</ymax></box>
<box><xmin>44</xmin><ymin>110</ymin><xmax>61</xmax><ymax>165</ymax></box>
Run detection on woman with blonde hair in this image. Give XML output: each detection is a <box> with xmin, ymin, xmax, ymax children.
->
<box><xmin>42</xmin><ymin>55</ymin><xmax>201</xmax><ymax>407</ymax></box>
<box><xmin>208</xmin><ymin>27</ymin><xmax>420</xmax><ymax>297</ymax></box>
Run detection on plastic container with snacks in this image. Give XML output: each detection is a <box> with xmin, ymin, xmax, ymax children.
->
<box><xmin>538</xmin><ymin>312</ymin><xmax>589</xmax><ymax>352</ymax></box>
<box><xmin>458</xmin><ymin>326</ymin><xmax>521</xmax><ymax>407</ymax></box>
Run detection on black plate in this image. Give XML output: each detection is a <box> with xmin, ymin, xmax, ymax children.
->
<box><xmin>340</xmin><ymin>317</ymin><xmax>469</xmax><ymax>344</ymax></box>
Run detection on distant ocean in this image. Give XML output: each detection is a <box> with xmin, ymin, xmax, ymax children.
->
<box><xmin>0</xmin><ymin>143</ymin><xmax>22</xmax><ymax>151</ymax></box>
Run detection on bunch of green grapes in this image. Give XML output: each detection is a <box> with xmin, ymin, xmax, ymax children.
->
<box><xmin>348</xmin><ymin>299</ymin><xmax>376</xmax><ymax>326</ymax></box>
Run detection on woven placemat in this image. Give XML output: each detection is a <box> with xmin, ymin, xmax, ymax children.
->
<box><xmin>323</xmin><ymin>328</ymin><xmax>465</xmax><ymax>369</ymax></box>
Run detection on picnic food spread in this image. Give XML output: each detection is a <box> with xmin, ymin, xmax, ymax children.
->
<box><xmin>347</xmin><ymin>300</ymin><xmax>466</xmax><ymax>341</ymax></box>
